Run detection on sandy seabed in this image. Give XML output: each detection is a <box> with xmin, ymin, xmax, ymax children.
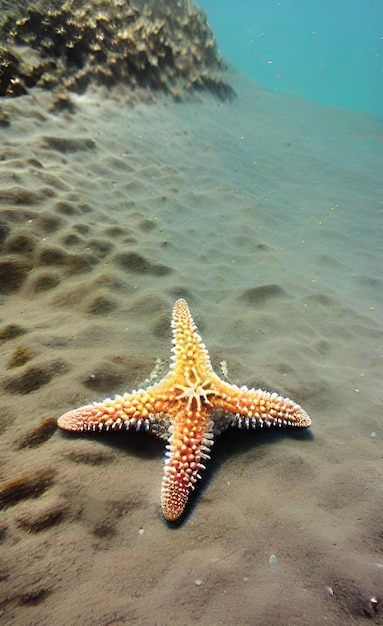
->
<box><xmin>0</xmin><ymin>69</ymin><xmax>382</xmax><ymax>626</ymax></box>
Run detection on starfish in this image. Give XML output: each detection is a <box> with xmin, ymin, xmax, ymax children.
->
<box><xmin>58</xmin><ymin>299</ymin><xmax>311</xmax><ymax>521</ymax></box>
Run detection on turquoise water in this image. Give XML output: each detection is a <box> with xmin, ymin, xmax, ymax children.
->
<box><xmin>199</xmin><ymin>0</ymin><xmax>383</xmax><ymax>118</ymax></box>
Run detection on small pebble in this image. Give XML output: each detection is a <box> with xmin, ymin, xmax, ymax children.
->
<box><xmin>269</xmin><ymin>554</ymin><xmax>277</xmax><ymax>568</ymax></box>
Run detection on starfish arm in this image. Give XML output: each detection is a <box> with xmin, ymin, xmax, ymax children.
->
<box><xmin>160</xmin><ymin>408</ymin><xmax>214</xmax><ymax>521</ymax></box>
<box><xmin>170</xmin><ymin>299</ymin><xmax>214</xmax><ymax>378</ymax></box>
<box><xmin>210</xmin><ymin>378</ymin><xmax>311</xmax><ymax>431</ymax></box>
<box><xmin>57</xmin><ymin>386</ymin><xmax>170</xmax><ymax>435</ymax></box>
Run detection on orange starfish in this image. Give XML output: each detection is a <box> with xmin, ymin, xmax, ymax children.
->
<box><xmin>58</xmin><ymin>299</ymin><xmax>311</xmax><ymax>521</ymax></box>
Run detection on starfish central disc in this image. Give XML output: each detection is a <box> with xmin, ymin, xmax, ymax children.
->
<box><xmin>173</xmin><ymin>366</ymin><xmax>217</xmax><ymax>411</ymax></box>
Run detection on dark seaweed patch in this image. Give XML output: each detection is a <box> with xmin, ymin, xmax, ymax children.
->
<box><xmin>0</xmin><ymin>467</ymin><xmax>55</xmax><ymax>509</ymax></box>
<box><xmin>2</xmin><ymin>359</ymin><xmax>68</xmax><ymax>394</ymax></box>
<box><xmin>0</xmin><ymin>323</ymin><xmax>26</xmax><ymax>342</ymax></box>
<box><xmin>18</xmin><ymin>417</ymin><xmax>58</xmax><ymax>449</ymax></box>
<box><xmin>239</xmin><ymin>284</ymin><xmax>287</xmax><ymax>306</ymax></box>
<box><xmin>6</xmin><ymin>344</ymin><xmax>34</xmax><ymax>369</ymax></box>
<box><xmin>113</xmin><ymin>251</ymin><xmax>172</xmax><ymax>276</ymax></box>
<box><xmin>16</xmin><ymin>497</ymin><xmax>66</xmax><ymax>532</ymax></box>
<box><xmin>0</xmin><ymin>256</ymin><xmax>31</xmax><ymax>293</ymax></box>
<box><xmin>37</xmin><ymin>136</ymin><xmax>96</xmax><ymax>153</ymax></box>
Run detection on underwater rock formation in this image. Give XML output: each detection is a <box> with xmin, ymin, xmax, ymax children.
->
<box><xmin>0</xmin><ymin>0</ymin><xmax>234</xmax><ymax>100</ymax></box>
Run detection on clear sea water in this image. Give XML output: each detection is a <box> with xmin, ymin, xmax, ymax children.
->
<box><xmin>199</xmin><ymin>0</ymin><xmax>383</xmax><ymax>119</ymax></box>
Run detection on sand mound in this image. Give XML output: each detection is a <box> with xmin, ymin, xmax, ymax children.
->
<box><xmin>0</xmin><ymin>73</ymin><xmax>382</xmax><ymax>625</ymax></box>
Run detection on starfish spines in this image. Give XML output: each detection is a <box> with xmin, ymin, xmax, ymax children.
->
<box><xmin>161</xmin><ymin>475</ymin><xmax>189</xmax><ymax>522</ymax></box>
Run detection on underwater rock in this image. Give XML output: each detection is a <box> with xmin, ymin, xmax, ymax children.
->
<box><xmin>0</xmin><ymin>0</ymin><xmax>235</xmax><ymax>101</ymax></box>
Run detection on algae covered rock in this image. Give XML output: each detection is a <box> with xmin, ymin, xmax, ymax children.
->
<box><xmin>0</xmin><ymin>0</ymin><xmax>234</xmax><ymax>100</ymax></box>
